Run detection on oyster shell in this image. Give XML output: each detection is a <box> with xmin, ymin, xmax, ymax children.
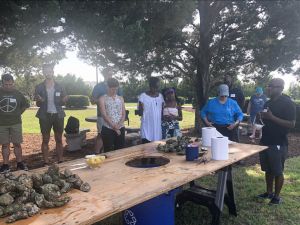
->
<box><xmin>80</xmin><ymin>182</ymin><xmax>91</xmax><ymax>192</ymax></box>
<box><xmin>0</xmin><ymin>163</ymin><xmax>91</xmax><ymax>222</ymax></box>
<box><xmin>42</xmin><ymin>174</ymin><xmax>52</xmax><ymax>184</ymax></box>
<box><xmin>0</xmin><ymin>193</ymin><xmax>14</xmax><ymax>206</ymax></box>
<box><xmin>40</xmin><ymin>184</ymin><xmax>61</xmax><ymax>200</ymax></box>
<box><xmin>63</xmin><ymin>169</ymin><xmax>73</xmax><ymax>178</ymax></box>
<box><xmin>6</xmin><ymin>210</ymin><xmax>28</xmax><ymax>223</ymax></box>
<box><xmin>47</xmin><ymin>165</ymin><xmax>59</xmax><ymax>177</ymax></box>
<box><xmin>31</xmin><ymin>174</ymin><xmax>43</xmax><ymax>189</ymax></box>
<box><xmin>0</xmin><ymin>180</ymin><xmax>16</xmax><ymax>194</ymax></box>
<box><xmin>3</xmin><ymin>203</ymin><xmax>24</xmax><ymax>216</ymax></box>
<box><xmin>24</xmin><ymin>202</ymin><xmax>40</xmax><ymax>217</ymax></box>
<box><xmin>18</xmin><ymin>174</ymin><xmax>33</xmax><ymax>189</ymax></box>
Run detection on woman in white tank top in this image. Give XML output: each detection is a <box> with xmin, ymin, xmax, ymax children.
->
<box><xmin>162</xmin><ymin>88</ymin><xmax>182</xmax><ymax>139</ymax></box>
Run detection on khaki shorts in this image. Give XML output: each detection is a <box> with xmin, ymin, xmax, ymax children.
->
<box><xmin>39</xmin><ymin>113</ymin><xmax>64</xmax><ymax>135</ymax></box>
<box><xmin>97</xmin><ymin>117</ymin><xmax>104</xmax><ymax>134</ymax></box>
<box><xmin>0</xmin><ymin>123</ymin><xmax>23</xmax><ymax>144</ymax></box>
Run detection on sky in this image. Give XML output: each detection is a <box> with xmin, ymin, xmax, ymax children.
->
<box><xmin>55</xmin><ymin>51</ymin><xmax>100</xmax><ymax>82</ymax></box>
<box><xmin>55</xmin><ymin>50</ymin><xmax>297</xmax><ymax>90</ymax></box>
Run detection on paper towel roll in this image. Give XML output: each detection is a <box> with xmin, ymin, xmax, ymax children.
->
<box><xmin>211</xmin><ymin>136</ymin><xmax>229</xmax><ymax>160</ymax></box>
<box><xmin>202</xmin><ymin>127</ymin><xmax>217</xmax><ymax>147</ymax></box>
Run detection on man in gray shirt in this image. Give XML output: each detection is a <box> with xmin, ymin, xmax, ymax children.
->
<box><xmin>35</xmin><ymin>63</ymin><xmax>68</xmax><ymax>165</ymax></box>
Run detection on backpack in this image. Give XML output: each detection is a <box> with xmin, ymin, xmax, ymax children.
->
<box><xmin>65</xmin><ymin>116</ymin><xmax>80</xmax><ymax>134</ymax></box>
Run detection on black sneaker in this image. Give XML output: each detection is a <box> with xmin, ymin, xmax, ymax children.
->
<box><xmin>17</xmin><ymin>162</ymin><xmax>28</xmax><ymax>171</ymax></box>
<box><xmin>0</xmin><ymin>164</ymin><xmax>10</xmax><ymax>173</ymax></box>
<box><xmin>269</xmin><ymin>196</ymin><xmax>282</xmax><ymax>205</ymax></box>
<box><xmin>257</xmin><ymin>192</ymin><xmax>274</xmax><ymax>199</ymax></box>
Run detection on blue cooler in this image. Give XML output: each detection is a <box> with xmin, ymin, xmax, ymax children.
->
<box><xmin>123</xmin><ymin>188</ymin><xmax>180</xmax><ymax>225</ymax></box>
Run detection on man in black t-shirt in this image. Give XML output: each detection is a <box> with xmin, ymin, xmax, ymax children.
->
<box><xmin>257</xmin><ymin>78</ymin><xmax>296</xmax><ymax>205</ymax></box>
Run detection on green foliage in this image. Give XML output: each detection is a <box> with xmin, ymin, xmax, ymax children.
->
<box><xmin>0</xmin><ymin>0</ymin><xmax>67</xmax><ymax>72</ymax></box>
<box><xmin>177</xmin><ymin>96</ymin><xmax>186</xmax><ymax>106</ymax></box>
<box><xmin>1</xmin><ymin>0</ymin><xmax>300</xmax><ymax>129</ymax></box>
<box><xmin>288</xmin><ymin>83</ymin><xmax>300</xmax><ymax>100</ymax></box>
<box><xmin>121</xmin><ymin>78</ymin><xmax>148</xmax><ymax>102</ymax></box>
<box><xmin>14</xmin><ymin>74</ymin><xmax>44</xmax><ymax>100</ymax></box>
<box><xmin>65</xmin><ymin>95</ymin><xmax>89</xmax><ymax>108</ymax></box>
<box><xmin>55</xmin><ymin>74</ymin><xmax>92</xmax><ymax>96</ymax></box>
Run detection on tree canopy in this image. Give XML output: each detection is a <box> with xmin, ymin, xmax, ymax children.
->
<box><xmin>1</xmin><ymin>0</ymin><xmax>300</xmax><ymax>122</ymax></box>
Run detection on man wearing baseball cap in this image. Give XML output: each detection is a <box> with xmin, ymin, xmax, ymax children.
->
<box><xmin>247</xmin><ymin>87</ymin><xmax>267</xmax><ymax>139</ymax></box>
<box><xmin>201</xmin><ymin>84</ymin><xmax>243</xmax><ymax>140</ymax></box>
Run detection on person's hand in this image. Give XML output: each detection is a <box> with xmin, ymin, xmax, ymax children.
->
<box><xmin>63</xmin><ymin>95</ymin><xmax>69</xmax><ymax>103</ymax></box>
<box><xmin>227</xmin><ymin>123</ymin><xmax>236</xmax><ymax>130</ymax></box>
<box><xmin>206</xmin><ymin>121</ymin><xmax>214</xmax><ymax>127</ymax></box>
<box><xmin>112</xmin><ymin>124</ymin><xmax>119</xmax><ymax>130</ymax></box>
<box><xmin>260</xmin><ymin>108</ymin><xmax>274</xmax><ymax>120</ymax></box>
<box><xmin>115</xmin><ymin>129</ymin><xmax>121</xmax><ymax>136</ymax></box>
<box><xmin>36</xmin><ymin>95</ymin><xmax>44</xmax><ymax>102</ymax></box>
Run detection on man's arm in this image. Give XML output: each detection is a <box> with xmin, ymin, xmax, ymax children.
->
<box><xmin>61</xmin><ymin>86</ymin><xmax>68</xmax><ymax>105</ymax></box>
<box><xmin>261</xmin><ymin>109</ymin><xmax>295</xmax><ymax>129</ymax></box>
<box><xmin>200</xmin><ymin>102</ymin><xmax>213</xmax><ymax>127</ymax></box>
<box><xmin>20</xmin><ymin>94</ymin><xmax>30</xmax><ymax>114</ymax></box>
<box><xmin>34</xmin><ymin>85</ymin><xmax>44</xmax><ymax>107</ymax></box>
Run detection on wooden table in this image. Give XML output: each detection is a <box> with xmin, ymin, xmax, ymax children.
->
<box><xmin>0</xmin><ymin>141</ymin><xmax>266</xmax><ymax>225</ymax></box>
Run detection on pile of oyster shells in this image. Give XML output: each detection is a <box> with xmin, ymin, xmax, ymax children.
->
<box><xmin>157</xmin><ymin>136</ymin><xmax>197</xmax><ymax>154</ymax></box>
<box><xmin>0</xmin><ymin>164</ymin><xmax>90</xmax><ymax>223</ymax></box>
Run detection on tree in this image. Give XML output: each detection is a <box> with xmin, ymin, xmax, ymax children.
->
<box><xmin>288</xmin><ymin>82</ymin><xmax>300</xmax><ymax>100</ymax></box>
<box><xmin>55</xmin><ymin>74</ymin><xmax>92</xmax><ymax>96</ymax></box>
<box><xmin>67</xmin><ymin>0</ymin><xmax>300</xmax><ymax>128</ymax></box>
<box><xmin>0</xmin><ymin>0</ymin><xmax>68</xmax><ymax>73</ymax></box>
<box><xmin>14</xmin><ymin>74</ymin><xmax>44</xmax><ymax>101</ymax></box>
<box><xmin>1</xmin><ymin>1</ymin><xmax>300</xmax><ymax>128</ymax></box>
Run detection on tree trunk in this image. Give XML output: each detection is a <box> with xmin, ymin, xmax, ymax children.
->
<box><xmin>194</xmin><ymin>0</ymin><xmax>212</xmax><ymax>133</ymax></box>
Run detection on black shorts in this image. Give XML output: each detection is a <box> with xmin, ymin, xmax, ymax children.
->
<box><xmin>259</xmin><ymin>145</ymin><xmax>288</xmax><ymax>176</ymax></box>
<box><xmin>39</xmin><ymin>113</ymin><xmax>64</xmax><ymax>135</ymax></box>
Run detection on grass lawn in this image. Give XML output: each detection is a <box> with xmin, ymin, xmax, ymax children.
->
<box><xmin>22</xmin><ymin>107</ymin><xmax>195</xmax><ymax>133</ymax></box>
<box><xmin>96</xmin><ymin>156</ymin><xmax>300</xmax><ymax>225</ymax></box>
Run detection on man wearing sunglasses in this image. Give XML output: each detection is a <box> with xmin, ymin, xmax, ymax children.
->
<box><xmin>257</xmin><ymin>78</ymin><xmax>296</xmax><ymax>205</ymax></box>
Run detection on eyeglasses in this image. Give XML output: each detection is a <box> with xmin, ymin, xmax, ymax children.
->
<box><xmin>220</xmin><ymin>96</ymin><xmax>228</xmax><ymax>98</ymax></box>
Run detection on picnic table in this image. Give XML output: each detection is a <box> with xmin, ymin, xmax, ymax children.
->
<box><xmin>0</xmin><ymin>140</ymin><xmax>266</xmax><ymax>225</ymax></box>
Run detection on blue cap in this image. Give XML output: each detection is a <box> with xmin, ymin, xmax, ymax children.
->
<box><xmin>256</xmin><ymin>87</ymin><xmax>263</xmax><ymax>94</ymax></box>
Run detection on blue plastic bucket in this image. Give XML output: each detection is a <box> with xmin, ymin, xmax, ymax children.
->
<box><xmin>123</xmin><ymin>188</ymin><xmax>180</xmax><ymax>225</ymax></box>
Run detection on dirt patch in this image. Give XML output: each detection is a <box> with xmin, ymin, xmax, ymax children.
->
<box><xmin>1</xmin><ymin>132</ymin><xmax>97</xmax><ymax>170</ymax></box>
<box><xmin>1</xmin><ymin>130</ymin><xmax>299</xmax><ymax>171</ymax></box>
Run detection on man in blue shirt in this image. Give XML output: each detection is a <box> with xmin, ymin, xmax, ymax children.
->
<box><xmin>91</xmin><ymin>67</ymin><xmax>122</xmax><ymax>153</ymax></box>
<box><xmin>201</xmin><ymin>84</ymin><xmax>243</xmax><ymax>141</ymax></box>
